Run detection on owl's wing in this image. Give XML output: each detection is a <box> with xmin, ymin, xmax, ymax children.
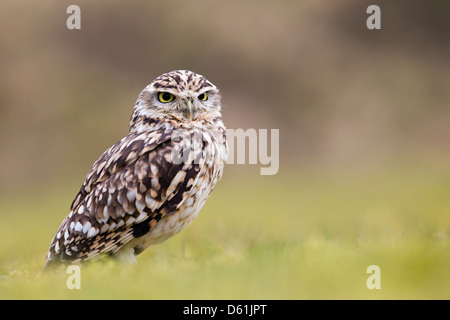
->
<box><xmin>46</xmin><ymin>128</ymin><xmax>201</xmax><ymax>264</ymax></box>
<box><xmin>70</xmin><ymin>130</ymin><xmax>171</xmax><ymax>211</ymax></box>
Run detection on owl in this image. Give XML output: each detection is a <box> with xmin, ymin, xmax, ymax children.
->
<box><xmin>45</xmin><ymin>70</ymin><xmax>228</xmax><ymax>267</ymax></box>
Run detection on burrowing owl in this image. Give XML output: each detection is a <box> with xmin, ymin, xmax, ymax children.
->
<box><xmin>45</xmin><ymin>70</ymin><xmax>228</xmax><ymax>267</ymax></box>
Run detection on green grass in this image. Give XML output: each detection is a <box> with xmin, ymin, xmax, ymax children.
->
<box><xmin>0</xmin><ymin>165</ymin><xmax>449</xmax><ymax>299</ymax></box>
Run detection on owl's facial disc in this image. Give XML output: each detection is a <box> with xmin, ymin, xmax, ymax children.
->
<box><xmin>132</xmin><ymin>70</ymin><xmax>221</xmax><ymax>128</ymax></box>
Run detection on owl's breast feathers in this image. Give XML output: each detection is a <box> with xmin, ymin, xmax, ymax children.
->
<box><xmin>46</xmin><ymin>121</ymin><xmax>227</xmax><ymax>265</ymax></box>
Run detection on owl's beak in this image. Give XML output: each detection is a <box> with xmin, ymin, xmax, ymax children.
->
<box><xmin>184</xmin><ymin>99</ymin><xmax>193</xmax><ymax>121</ymax></box>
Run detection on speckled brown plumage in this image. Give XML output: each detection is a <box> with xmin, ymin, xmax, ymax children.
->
<box><xmin>45</xmin><ymin>70</ymin><xmax>228</xmax><ymax>267</ymax></box>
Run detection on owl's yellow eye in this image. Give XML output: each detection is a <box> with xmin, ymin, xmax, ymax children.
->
<box><xmin>198</xmin><ymin>92</ymin><xmax>208</xmax><ymax>101</ymax></box>
<box><xmin>158</xmin><ymin>92</ymin><xmax>175</xmax><ymax>103</ymax></box>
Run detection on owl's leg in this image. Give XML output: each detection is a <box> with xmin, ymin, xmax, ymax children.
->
<box><xmin>112</xmin><ymin>245</ymin><xmax>137</xmax><ymax>264</ymax></box>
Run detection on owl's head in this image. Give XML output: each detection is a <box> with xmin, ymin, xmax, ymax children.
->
<box><xmin>131</xmin><ymin>70</ymin><xmax>222</xmax><ymax>131</ymax></box>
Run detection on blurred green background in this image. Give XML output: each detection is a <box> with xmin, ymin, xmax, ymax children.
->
<box><xmin>0</xmin><ymin>0</ymin><xmax>449</xmax><ymax>299</ymax></box>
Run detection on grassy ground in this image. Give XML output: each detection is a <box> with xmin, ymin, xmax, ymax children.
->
<box><xmin>0</xmin><ymin>165</ymin><xmax>449</xmax><ymax>299</ymax></box>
